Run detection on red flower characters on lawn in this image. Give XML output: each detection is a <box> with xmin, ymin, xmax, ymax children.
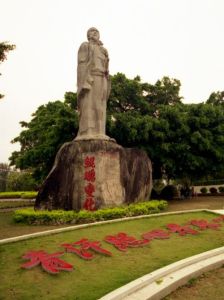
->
<box><xmin>142</xmin><ymin>229</ymin><xmax>170</xmax><ymax>240</ymax></box>
<box><xmin>188</xmin><ymin>219</ymin><xmax>221</xmax><ymax>230</ymax></box>
<box><xmin>21</xmin><ymin>216</ymin><xmax>224</xmax><ymax>276</ymax></box>
<box><xmin>167</xmin><ymin>223</ymin><xmax>198</xmax><ymax>236</ymax></box>
<box><xmin>213</xmin><ymin>215</ymin><xmax>224</xmax><ymax>223</ymax></box>
<box><xmin>61</xmin><ymin>239</ymin><xmax>112</xmax><ymax>260</ymax></box>
<box><xmin>104</xmin><ymin>232</ymin><xmax>149</xmax><ymax>251</ymax></box>
<box><xmin>21</xmin><ymin>250</ymin><xmax>73</xmax><ymax>274</ymax></box>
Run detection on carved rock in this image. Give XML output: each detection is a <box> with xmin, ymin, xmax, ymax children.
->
<box><xmin>35</xmin><ymin>140</ymin><xmax>152</xmax><ymax>211</ymax></box>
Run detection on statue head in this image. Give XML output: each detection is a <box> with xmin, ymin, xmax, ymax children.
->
<box><xmin>87</xmin><ymin>27</ymin><xmax>100</xmax><ymax>42</ymax></box>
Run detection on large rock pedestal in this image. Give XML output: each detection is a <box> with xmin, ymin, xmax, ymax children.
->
<box><xmin>35</xmin><ymin>140</ymin><xmax>152</xmax><ymax>211</ymax></box>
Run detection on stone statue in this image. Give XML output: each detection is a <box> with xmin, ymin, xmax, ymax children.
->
<box><xmin>76</xmin><ymin>27</ymin><xmax>111</xmax><ymax>140</ymax></box>
<box><xmin>35</xmin><ymin>28</ymin><xmax>152</xmax><ymax>211</ymax></box>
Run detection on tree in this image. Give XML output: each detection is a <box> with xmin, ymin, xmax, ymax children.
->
<box><xmin>144</xmin><ymin>76</ymin><xmax>183</xmax><ymax>106</ymax></box>
<box><xmin>183</xmin><ymin>104</ymin><xmax>224</xmax><ymax>180</ymax></box>
<box><xmin>107</xmin><ymin>73</ymin><xmax>183</xmax><ymax>115</ymax></box>
<box><xmin>108</xmin><ymin>101</ymin><xmax>224</xmax><ymax>182</ymax></box>
<box><xmin>0</xmin><ymin>42</ymin><xmax>15</xmax><ymax>99</ymax></box>
<box><xmin>10</xmin><ymin>93</ymin><xmax>79</xmax><ymax>182</ymax></box>
<box><xmin>206</xmin><ymin>91</ymin><xmax>224</xmax><ymax>106</ymax></box>
<box><xmin>107</xmin><ymin>73</ymin><xmax>151</xmax><ymax>114</ymax></box>
<box><xmin>0</xmin><ymin>163</ymin><xmax>10</xmax><ymax>192</ymax></box>
<box><xmin>6</xmin><ymin>171</ymin><xmax>37</xmax><ymax>191</ymax></box>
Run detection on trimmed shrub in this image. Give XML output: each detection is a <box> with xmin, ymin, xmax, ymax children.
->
<box><xmin>21</xmin><ymin>192</ymin><xmax>37</xmax><ymax>199</ymax></box>
<box><xmin>0</xmin><ymin>200</ymin><xmax>33</xmax><ymax>209</ymax></box>
<box><xmin>150</xmin><ymin>188</ymin><xmax>159</xmax><ymax>199</ymax></box>
<box><xmin>0</xmin><ymin>191</ymin><xmax>37</xmax><ymax>199</ymax></box>
<box><xmin>160</xmin><ymin>185</ymin><xmax>178</xmax><ymax>200</ymax></box>
<box><xmin>209</xmin><ymin>187</ymin><xmax>217</xmax><ymax>194</ymax></box>
<box><xmin>200</xmin><ymin>187</ymin><xmax>208</xmax><ymax>194</ymax></box>
<box><xmin>218</xmin><ymin>186</ymin><xmax>224</xmax><ymax>193</ymax></box>
<box><xmin>6</xmin><ymin>172</ymin><xmax>37</xmax><ymax>191</ymax></box>
<box><xmin>13</xmin><ymin>200</ymin><xmax>168</xmax><ymax>225</ymax></box>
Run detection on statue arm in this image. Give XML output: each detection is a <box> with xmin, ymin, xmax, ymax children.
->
<box><xmin>102</xmin><ymin>47</ymin><xmax>111</xmax><ymax>100</ymax></box>
<box><xmin>77</xmin><ymin>42</ymin><xmax>93</xmax><ymax>102</ymax></box>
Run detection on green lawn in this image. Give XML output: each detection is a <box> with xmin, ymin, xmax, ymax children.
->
<box><xmin>0</xmin><ymin>211</ymin><xmax>224</xmax><ymax>300</ymax></box>
<box><xmin>0</xmin><ymin>212</ymin><xmax>67</xmax><ymax>239</ymax></box>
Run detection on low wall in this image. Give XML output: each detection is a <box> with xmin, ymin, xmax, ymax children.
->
<box><xmin>194</xmin><ymin>184</ymin><xmax>224</xmax><ymax>194</ymax></box>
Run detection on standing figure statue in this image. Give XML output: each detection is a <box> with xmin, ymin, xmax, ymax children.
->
<box><xmin>76</xmin><ymin>27</ymin><xmax>111</xmax><ymax>140</ymax></box>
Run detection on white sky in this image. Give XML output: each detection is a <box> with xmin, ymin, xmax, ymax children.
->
<box><xmin>1</xmin><ymin>0</ymin><xmax>224</xmax><ymax>163</ymax></box>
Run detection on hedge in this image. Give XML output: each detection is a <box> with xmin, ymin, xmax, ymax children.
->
<box><xmin>0</xmin><ymin>201</ymin><xmax>34</xmax><ymax>209</ymax></box>
<box><xmin>13</xmin><ymin>200</ymin><xmax>168</xmax><ymax>225</ymax></box>
<box><xmin>0</xmin><ymin>191</ymin><xmax>37</xmax><ymax>199</ymax></box>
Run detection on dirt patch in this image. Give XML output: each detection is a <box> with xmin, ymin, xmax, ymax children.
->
<box><xmin>164</xmin><ymin>266</ymin><xmax>224</xmax><ymax>300</ymax></box>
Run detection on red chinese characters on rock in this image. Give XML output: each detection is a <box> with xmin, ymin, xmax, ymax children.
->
<box><xmin>83</xmin><ymin>156</ymin><xmax>96</xmax><ymax>211</ymax></box>
<box><xmin>21</xmin><ymin>250</ymin><xmax>73</xmax><ymax>274</ymax></box>
<box><xmin>84</xmin><ymin>156</ymin><xmax>95</xmax><ymax>168</ymax></box>
<box><xmin>104</xmin><ymin>232</ymin><xmax>149</xmax><ymax>251</ymax></box>
<box><xmin>84</xmin><ymin>169</ymin><xmax>96</xmax><ymax>182</ymax></box>
<box><xmin>61</xmin><ymin>239</ymin><xmax>112</xmax><ymax>260</ymax></box>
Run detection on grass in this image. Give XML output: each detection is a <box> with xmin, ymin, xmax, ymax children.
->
<box><xmin>0</xmin><ymin>211</ymin><xmax>224</xmax><ymax>300</ymax></box>
<box><xmin>0</xmin><ymin>212</ymin><xmax>68</xmax><ymax>239</ymax></box>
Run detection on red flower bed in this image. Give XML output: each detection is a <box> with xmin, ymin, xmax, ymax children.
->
<box><xmin>21</xmin><ymin>217</ymin><xmax>224</xmax><ymax>275</ymax></box>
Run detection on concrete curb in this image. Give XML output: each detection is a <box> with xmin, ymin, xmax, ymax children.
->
<box><xmin>0</xmin><ymin>209</ymin><xmax>216</xmax><ymax>245</ymax></box>
<box><xmin>99</xmin><ymin>246</ymin><xmax>224</xmax><ymax>300</ymax></box>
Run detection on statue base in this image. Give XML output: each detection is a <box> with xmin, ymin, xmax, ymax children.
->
<box><xmin>35</xmin><ymin>140</ymin><xmax>152</xmax><ymax>211</ymax></box>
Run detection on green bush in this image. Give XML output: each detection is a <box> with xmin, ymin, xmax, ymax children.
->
<box><xmin>6</xmin><ymin>172</ymin><xmax>37</xmax><ymax>191</ymax></box>
<box><xmin>150</xmin><ymin>188</ymin><xmax>159</xmax><ymax>199</ymax></box>
<box><xmin>209</xmin><ymin>187</ymin><xmax>217</xmax><ymax>194</ymax></box>
<box><xmin>0</xmin><ymin>191</ymin><xmax>37</xmax><ymax>199</ymax></box>
<box><xmin>200</xmin><ymin>187</ymin><xmax>208</xmax><ymax>194</ymax></box>
<box><xmin>218</xmin><ymin>186</ymin><xmax>224</xmax><ymax>193</ymax></box>
<box><xmin>13</xmin><ymin>200</ymin><xmax>168</xmax><ymax>225</ymax></box>
<box><xmin>0</xmin><ymin>191</ymin><xmax>24</xmax><ymax>199</ymax></box>
<box><xmin>160</xmin><ymin>185</ymin><xmax>179</xmax><ymax>200</ymax></box>
<box><xmin>21</xmin><ymin>192</ymin><xmax>37</xmax><ymax>199</ymax></box>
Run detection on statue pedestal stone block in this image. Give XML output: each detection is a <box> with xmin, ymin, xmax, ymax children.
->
<box><xmin>35</xmin><ymin>140</ymin><xmax>152</xmax><ymax>211</ymax></box>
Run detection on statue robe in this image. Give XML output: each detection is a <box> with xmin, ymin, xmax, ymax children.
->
<box><xmin>76</xmin><ymin>41</ymin><xmax>110</xmax><ymax>138</ymax></box>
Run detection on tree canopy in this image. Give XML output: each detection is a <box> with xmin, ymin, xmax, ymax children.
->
<box><xmin>9</xmin><ymin>73</ymin><xmax>224</xmax><ymax>184</ymax></box>
<box><xmin>0</xmin><ymin>41</ymin><xmax>15</xmax><ymax>99</ymax></box>
<box><xmin>10</xmin><ymin>93</ymin><xmax>78</xmax><ymax>181</ymax></box>
<box><xmin>206</xmin><ymin>91</ymin><xmax>224</xmax><ymax>106</ymax></box>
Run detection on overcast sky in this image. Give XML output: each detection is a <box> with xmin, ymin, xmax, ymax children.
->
<box><xmin>1</xmin><ymin>0</ymin><xmax>224</xmax><ymax>163</ymax></box>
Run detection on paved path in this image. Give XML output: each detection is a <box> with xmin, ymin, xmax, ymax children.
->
<box><xmin>167</xmin><ymin>196</ymin><xmax>224</xmax><ymax>212</ymax></box>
